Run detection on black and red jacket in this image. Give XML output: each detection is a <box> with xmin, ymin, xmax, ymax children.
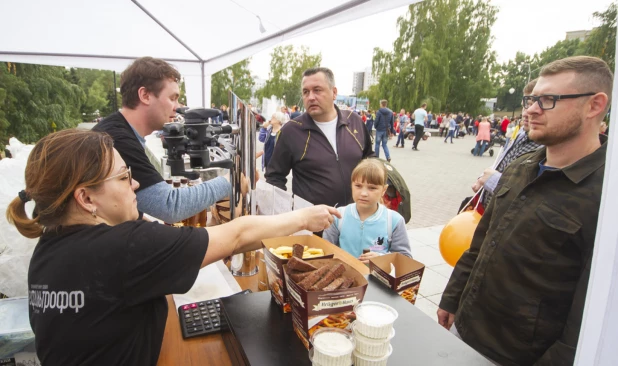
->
<box><xmin>265</xmin><ymin>105</ymin><xmax>374</xmax><ymax>207</ymax></box>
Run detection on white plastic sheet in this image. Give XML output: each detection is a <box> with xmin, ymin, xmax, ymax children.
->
<box><xmin>0</xmin><ymin>138</ymin><xmax>37</xmax><ymax>297</ymax></box>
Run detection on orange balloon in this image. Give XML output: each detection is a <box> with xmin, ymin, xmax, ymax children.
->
<box><xmin>439</xmin><ymin>211</ymin><xmax>482</xmax><ymax>267</ymax></box>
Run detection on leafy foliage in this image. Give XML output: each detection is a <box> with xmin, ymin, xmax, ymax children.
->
<box><xmin>255</xmin><ymin>45</ymin><xmax>322</xmax><ymax>108</ymax></box>
<box><xmin>211</xmin><ymin>58</ymin><xmax>254</xmax><ymax>107</ymax></box>
<box><xmin>372</xmin><ymin>0</ymin><xmax>498</xmax><ymax>115</ymax></box>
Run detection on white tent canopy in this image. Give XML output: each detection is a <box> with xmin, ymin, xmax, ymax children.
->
<box><xmin>1</xmin><ymin>1</ymin><xmax>618</xmax><ymax>365</ymax></box>
<box><xmin>0</xmin><ymin>0</ymin><xmax>415</xmax><ymax>107</ymax></box>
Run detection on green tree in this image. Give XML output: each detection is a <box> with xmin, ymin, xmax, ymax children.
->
<box><xmin>255</xmin><ymin>45</ymin><xmax>322</xmax><ymax>108</ymax></box>
<box><xmin>0</xmin><ymin>62</ymin><xmax>84</xmax><ymax>146</ymax></box>
<box><xmin>578</xmin><ymin>2</ymin><xmax>617</xmax><ymax>70</ymax></box>
<box><xmin>372</xmin><ymin>0</ymin><xmax>497</xmax><ymax>115</ymax></box>
<box><xmin>211</xmin><ymin>58</ymin><xmax>254</xmax><ymax>107</ymax></box>
<box><xmin>357</xmin><ymin>85</ymin><xmax>381</xmax><ymax>110</ymax></box>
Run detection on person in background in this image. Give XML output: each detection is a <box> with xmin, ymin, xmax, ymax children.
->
<box><xmin>472</xmin><ymin>79</ymin><xmax>544</xmax><ymax>206</ymax></box>
<box><xmin>600</xmin><ymin>121</ymin><xmax>608</xmax><ymax>135</ymax></box>
<box><xmin>473</xmin><ymin>117</ymin><xmax>491</xmax><ymax>156</ymax></box>
<box><xmin>439</xmin><ymin>55</ymin><xmax>611</xmax><ymax>365</ymax></box>
<box><xmin>500</xmin><ymin>115</ymin><xmax>510</xmax><ymax>136</ymax></box>
<box><xmin>394</xmin><ymin>109</ymin><xmax>408</xmax><ymax>148</ymax></box>
<box><xmin>374</xmin><ymin>100</ymin><xmax>395</xmax><ymax>162</ymax></box>
<box><xmin>411</xmin><ymin>103</ymin><xmax>428</xmax><ymax>151</ymax></box>
<box><xmin>365</xmin><ymin>110</ymin><xmax>375</xmax><ymax>141</ymax></box>
<box><xmin>438</xmin><ymin>114</ymin><xmax>445</xmax><ymax>137</ymax></box>
<box><xmin>427</xmin><ymin>110</ymin><xmax>434</xmax><ymax>128</ymax></box>
<box><xmin>93</xmin><ymin>57</ymin><xmax>231</xmax><ymax>224</ymax></box>
<box><xmin>454</xmin><ymin>112</ymin><xmax>463</xmax><ymax>138</ymax></box>
<box><xmin>280</xmin><ymin>106</ymin><xmax>290</xmax><ymax>123</ymax></box>
<box><xmin>220</xmin><ymin>104</ymin><xmax>229</xmax><ymax>123</ymax></box>
<box><xmin>323</xmin><ymin>159</ymin><xmax>412</xmax><ymax>263</ymax></box>
<box><xmin>463</xmin><ymin>113</ymin><xmax>471</xmax><ymax>135</ymax></box>
<box><xmin>265</xmin><ymin>67</ymin><xmax>373</xmax><ymax>207</ymax></box>
<box><xmin>444</xmin><ymin>114</ymin><xmax>456</xmax><ymax>143</ymax></box>
<box><xmin>290</xmin><ymin>105</ymin><xmax>301</xmax><ymax>119</ymax></box>
<box><xmin>258</xmin><ymin>112</ymin><xmax>285</xmax><ymax>171</ymax></box>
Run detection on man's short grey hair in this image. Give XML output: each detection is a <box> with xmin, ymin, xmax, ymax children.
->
<box><xmin>302</xmin><ymin>67</ymin><xmax>336</xmax><ymax>89</ymax></box>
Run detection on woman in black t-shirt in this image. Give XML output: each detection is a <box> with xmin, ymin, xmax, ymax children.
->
<box><xmin>6</xmin><ymin>129</ymin><xmax>339</xmax><ymax>366</ymax></box>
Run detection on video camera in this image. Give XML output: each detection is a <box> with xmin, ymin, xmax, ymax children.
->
<box><xmin>161</xmin><ymin>107</ymin><xmax>234</xmax><ymax>180</ymax></box>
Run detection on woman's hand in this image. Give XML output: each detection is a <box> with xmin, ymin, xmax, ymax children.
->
<box><xmin>358</xmin><ymin>251</ymin><xmax>381</xmax><ymax>264</ymax></box>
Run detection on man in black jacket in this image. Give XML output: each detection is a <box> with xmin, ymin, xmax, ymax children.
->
<box><xmin>265</xmin><ymin>67</ymin><xmax>374</xmax><ymax>207</ymax></box>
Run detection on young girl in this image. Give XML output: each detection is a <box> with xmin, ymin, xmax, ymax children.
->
<box><xmin>323</xmin><ymin>159</ymin><xmax>412</xmax><ymax>264</ymax></box>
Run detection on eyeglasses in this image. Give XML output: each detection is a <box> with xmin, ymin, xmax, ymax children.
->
<box><xmin>104</xmin><ymin>167</ymin><xmax>132</xmax><ymax>185</ymax></box>
<box><xmin>522</xmin><ymin>93</ymin><xmax>596</xmax><ymax>111</ymax></box>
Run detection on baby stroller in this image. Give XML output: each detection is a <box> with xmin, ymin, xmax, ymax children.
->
<box><xmin>377</xmin><ymin>159</ymin><xmax>411</xmax><ymax>223</ymax></box>
<box><xmin>470</xmin><ymin>129</ymin><xmax>504</xmax><ymax>157</ymax></box>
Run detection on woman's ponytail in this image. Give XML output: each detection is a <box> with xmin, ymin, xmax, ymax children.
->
<box><xmin>6</xmin><ymin>196</ymin><xmax>43</xmax><ymax>239</ymax></box>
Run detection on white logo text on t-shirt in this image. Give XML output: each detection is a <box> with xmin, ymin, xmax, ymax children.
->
<box><xmin>29</xmin><ymin>284</ymin><xmax>85</xmax><ymax>314</ymax></box>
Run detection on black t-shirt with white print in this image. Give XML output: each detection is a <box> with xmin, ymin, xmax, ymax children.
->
<box><xmin>28</xmin><ymin>221</ymin><xmax>208</xmax><ymax>366</ymax></box>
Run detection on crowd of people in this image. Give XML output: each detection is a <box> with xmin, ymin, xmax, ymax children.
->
<box><xmin>4</xmin><ymin>55</ymin><xmax>614</xmax><ymax>366</ymax></box>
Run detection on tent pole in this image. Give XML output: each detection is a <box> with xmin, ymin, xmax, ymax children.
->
<box><xmin>201</xmin><ymin>62</ymin><xmax>206</xmax><ymax>107</ymax></box>
<box><xmin>131</xmin><ymin>0</ymin><xmax>203</xmax><ymax>62</ymax></box>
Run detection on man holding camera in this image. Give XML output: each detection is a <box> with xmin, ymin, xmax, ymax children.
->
<box><xmin>93</xmin><ymin>57</ymin><xmax>231</xmax><ymax>223</ymax></box>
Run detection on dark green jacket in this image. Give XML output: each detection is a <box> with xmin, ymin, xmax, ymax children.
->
<box><xmin>440</xmin><ymin>137</ymin><xmax>607</xmax><ymax>365</ymax></box>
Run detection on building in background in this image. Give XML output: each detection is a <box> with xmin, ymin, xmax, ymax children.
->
<box><xmin>362</xmin><ymin>67</ymin><xmax>378</xmax><ymax>91</ymax></box>
<box><xmin>566</xmin><ymin>29</ymin><xmax>593</xmax><ymax>42</ymax></box>
<box><xmin>352</xmin><ymin>71</ymin><xmax>365</xmax><ymax>94</ymax></box>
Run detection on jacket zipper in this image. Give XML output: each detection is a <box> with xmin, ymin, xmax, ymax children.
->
<box><xmin>335</xmin><ymin>152</ymin><xmax>348</xmax><ymax>204</ymax></box>
<box><xmin>312</xmin><ymin>124</ymin><xmax>349</xmax><ymax>205</ymax></box>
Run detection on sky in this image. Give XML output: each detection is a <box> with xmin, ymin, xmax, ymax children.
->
<box><xmin>249</xmin><ymin>0</ymin><xmax>615</xmax><ymax>95</ymax></box>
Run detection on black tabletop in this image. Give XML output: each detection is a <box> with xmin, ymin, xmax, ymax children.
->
<box><xmin>220</xmin><ymin>276</ymin><xmax>493</xmax><ymax>365</ymax></box>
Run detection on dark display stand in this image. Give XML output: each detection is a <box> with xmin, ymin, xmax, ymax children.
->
<box><xmin>220</xmin><ymin>276</ymin><xmax>493</xmax><ymax>365</ymax></box>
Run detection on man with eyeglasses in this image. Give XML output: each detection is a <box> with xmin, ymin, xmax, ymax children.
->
<box><xmin>439</xmin><ymin>56</ymin><xmax>611</xmax><ymax>365</ymax></box>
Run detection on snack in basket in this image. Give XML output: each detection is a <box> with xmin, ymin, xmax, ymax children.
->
<box><xmin>287</xmin><ymin>256</ymin><xmax>319</xmax><ymax>272</ymax></box>
<box><xmin>298</xmin><ymin>266</ymin><xmax>331</xmax><ymax>290</ymax></box>
<box><xmin>339</xmin><ymin>277</ymin><xmax>355</xmax><ymax>289</ymax></box>
<box><xmin>268</xmin><ymin>245</ymin><xmax>325</xmax><ymax>259</ymax></box>
<box><xmin>322</xmin><ymin>277</ymin><xmax>345</xmax><ymax>291</ymax></box>
<box><xmin>309</xmin><ymin>264</ymin><xmax>346</xmax><ymax>291</ymax></box>
<box><xmin>288</xmin><ymin>270</ymin><xmax>315</xmax><ymax>282</ymax></box>
<box><xmin>292</xmin><ymin>243</ymin><xmax>305</xmax><ymax>258</ymax></box>
<box><xmin>290</xmin><ymin>262</ymin><xmax>356</xmax><ymax>292</ymax></box>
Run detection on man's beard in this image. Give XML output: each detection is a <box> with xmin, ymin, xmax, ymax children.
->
<box><xmin>529</xmin><ymin>113</ymin><xmax>583</xmax><ymax>146</ymax></box>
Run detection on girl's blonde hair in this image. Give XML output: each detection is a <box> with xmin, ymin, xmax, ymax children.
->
<box><xmin>351</xmin><ymin>159</ymin><xmax>388</xmax><ymax>186</ymax></box>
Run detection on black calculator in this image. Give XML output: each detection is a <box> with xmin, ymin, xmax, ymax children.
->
<box><xmin>177</xmin><ymin>289</ymin><xmax>252</xmax><ymax>339</ymax></box>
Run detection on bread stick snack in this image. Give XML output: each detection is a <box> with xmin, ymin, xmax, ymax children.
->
<box><xmin>262</xmin><ymin>236</ymin><xmax>335</xmax><ymax>313</ymax></box>
<box><xmin>298</xmin><ymin>266</ymin><xmax>330</xmax><ymax>290</ymax></box>
<box><xmin>287</xmin><ymin>256</ymin><xmax>318</xmax><ymax>272</ymax></box>
<box><xmin>292</xmin><ymin>243</ymin><xmax>305</xmax><ymax>259</ymax></box>
<box><xmin>309</xmin><ymin>264</ymin><xmax>346</xmax><ymax>291</ymax></box>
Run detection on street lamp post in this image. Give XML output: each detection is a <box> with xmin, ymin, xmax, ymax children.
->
<box><xmin>509</xmin><ymin>88</ymin><xmax>515</xmax><ymax>120</ymax></box>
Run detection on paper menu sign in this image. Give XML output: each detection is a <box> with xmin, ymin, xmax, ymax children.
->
<box><xmin>273</xmin><ymin>186</ymin><xmax>293</xmax><ymax>215</ymax></box>
<box><xmin>293</xmin><ymin>195</ymin><xmax>313</xmax><ymax>210</ymax></box>
<box><xmin>255</xmin><ymin>180</ymin><xmax>274</xmax><ymax>215</ymax></box>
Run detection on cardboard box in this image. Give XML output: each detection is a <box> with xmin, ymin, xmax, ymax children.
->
<box><xmin>262</xmin><ymin>236</ymin><xmax>334</xmax><ymax>313</ymax></box>
<box><xmin>283</xmin><ymin>258</ymin><xmax>368</xmax><ymax>350</ymax></box>
<box><xmin>369</xmin><ymin>253</ymin><xmax>425</xmax><ymax>305</ymax></box>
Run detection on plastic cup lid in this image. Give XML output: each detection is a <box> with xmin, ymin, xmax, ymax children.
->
<box><xmin>353</xmin><ymin>301</ymin><xmax>399</xmax><ymax>326</ymax></box>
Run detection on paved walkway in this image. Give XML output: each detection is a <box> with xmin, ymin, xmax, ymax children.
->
<box><xmin>380</xmin><ymin>133</ymin><xmax>497</xmax><ymax>228</ymax></box>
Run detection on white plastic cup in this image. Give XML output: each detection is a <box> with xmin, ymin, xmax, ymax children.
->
<box><xmin>309</xmin><ymin>328</ymin><xmax>355</xmax><ymax>366</ymax></box>
<box><xmin>352</xmin><ymin>321</ymin><xmax>395</xmax><ymax>357</ymax></box>
<box><xmin>352</xmin><ymin>344</ymin><xmax>393</xmax><ymax>366</ymax></box>
<box><xmin>353</xmin><ymin>301</ymin><xmax>399</xmax><ymax>339</ymax></box>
